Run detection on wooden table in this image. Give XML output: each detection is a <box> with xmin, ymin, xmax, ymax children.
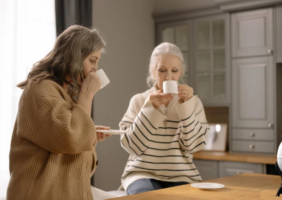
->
<box><xmin>110</xmin><ymin>173</ymin><xmax>282</xmax><ymax>200</ymax></box>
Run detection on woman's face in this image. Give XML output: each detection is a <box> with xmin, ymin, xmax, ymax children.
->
<box><xmin>154</xmin><ymin>54</ymin><xmax>182</xmax><ymax>90</ymax></box>
<box><xmin>83</xmin><ymin>49</ymin><xmax>102</xmax><ymax>76</ymax></box>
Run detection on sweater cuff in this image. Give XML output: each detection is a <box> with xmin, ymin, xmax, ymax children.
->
<box><xmin>141</xmin><ymin>100</ymin><xmax>167</xmax><ymax>128</ymax></box>
<box><xmin>174</xmin><ymin>96</ymin><xmax>196</xmax><ymax>119</ymax></box>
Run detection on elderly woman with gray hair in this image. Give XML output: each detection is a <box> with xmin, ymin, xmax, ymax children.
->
<box><xmin>119</xmin><ymin>42</ymin><xmax>209</xmax><ymax>195</ymax></box>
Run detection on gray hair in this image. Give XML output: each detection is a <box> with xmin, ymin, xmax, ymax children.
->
<box><xmin>146</xmin><ymin>42</ymin><xmax>185</xmax><ymax>87</ymax></box>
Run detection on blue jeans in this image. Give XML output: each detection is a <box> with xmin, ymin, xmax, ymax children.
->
<box><xmin>127</xmin><ymin>179</ymin><xmax>188</xmax><ymax>195</ymax></box>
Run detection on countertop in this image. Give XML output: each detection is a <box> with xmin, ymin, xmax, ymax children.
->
<box><xmin>193</xmin><ymin>151</ymin><xmax>277</xmax><ymax>164</ymax></box>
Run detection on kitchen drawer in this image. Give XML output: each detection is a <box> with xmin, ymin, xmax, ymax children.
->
<box><xmin>232</xmin><ymin>129</ymin><xmax>274</xmax><ymax>141</ymax></box>
<box><xmin>219</xmin><ymin>161</ymin><xmax>263</xmax><ymax>177</ymax></box>
<box><xmin>232</xmin><ymin>140</ymin><xmax>274</xmax><ymax>153</ymax></box>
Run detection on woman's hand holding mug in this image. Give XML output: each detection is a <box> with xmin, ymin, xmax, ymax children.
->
<box><xmin>178</xmin><ymin>84</ymin><xmax>194</xmax><ymax>103</ymax></box>
<box><xmin>148</xmin><ymin>90</ymin><xmax>173</xmax><ymax>109</ymax></box>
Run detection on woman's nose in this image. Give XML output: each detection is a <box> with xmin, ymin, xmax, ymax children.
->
<box><xmin>165</xmin><ymin>72</ymin><xmax>172</xmax><ymax>80</ymax></box>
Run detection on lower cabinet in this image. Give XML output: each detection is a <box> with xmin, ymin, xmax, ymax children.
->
<box><xmin>219</xmin><ymin>161</ymin><xmax>263</xmax><ymax>177</ymax></box>
<box><xmin>193</xmin><ymin>160</ymin><xmax>218</xmax><ymax>181</ymax></box>
<box><xmin>194</xmin><ymin>159</ymin><xmax>265</xmax><ymax>181</ymax></box>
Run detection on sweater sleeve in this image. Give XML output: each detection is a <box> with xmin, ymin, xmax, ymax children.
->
<box><xmin>32</xmin><ymin>81</ymin><xmax>97</xmax><ymax>154</ymax></box>
<box><xmin>119</xmin><ymin>95</ymin><xmax>167</xmax><ymax>156</ymax></box>
<box><xmin>174</xmin><ymin>96</ymin><xmax>209</xmax><ymax>153</ymax></box>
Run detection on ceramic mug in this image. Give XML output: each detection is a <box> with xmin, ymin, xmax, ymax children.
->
<box><xmin>96</xmin><ymin>69</ymin><xmax>110</xmax><ymax>89</ymax></box>
<box><xmin>163</xmin><ymin>80</ymin><xmax>178</xmax><ymax>95</ymax></box>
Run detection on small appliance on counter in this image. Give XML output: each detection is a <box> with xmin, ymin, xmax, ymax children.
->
<box><xmin>275</xmin><ymin>141</ymin><xmax>282</xmax><ymax>197</ymax></box>
<box><xmin>202</xmin><ymin>123</ymin><xmax>228</xmax><ymax>152</ymax></box>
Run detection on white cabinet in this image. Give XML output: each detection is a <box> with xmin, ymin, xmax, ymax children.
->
<box><xmin>232</xmin><ymin>8</ymin><xmax>273</xmax><ymax>58</ymax></box>
<box><xmin>193</xmin><ymin>160</ymin><xmax>218</xmax><ymax>181</ymax></box>
<box><xmin>219</xmin><ymin>161</ymin><xmax>263</xmax><ymax>177</ymax></box>
<box><xmin>194</xmin><ymin>159</ymin><xmax>265</xmax><ymax>180</ymax></box>
<box><xmin>232</xmin><ymin>56</ymin><xmax>274</xmax><ymax>128</ymax></box>
<box><xmin>158</xmin><ymin>20</ymin><xmax>191</xmax><ymax>86</ymax></box>
<box><xmin>276</xmin><ymin>5</ymin><xmax>282</xmax><ymax>63</ymax></box>
<box><xmin>157</xmin><ymin>14</ymin><xmax>230</xmax><ymax>106</ymax></box>
<box><xmin>193</xmin><ymin>14</ymin><xmax>230</xmax><ymax>105</ymax></box>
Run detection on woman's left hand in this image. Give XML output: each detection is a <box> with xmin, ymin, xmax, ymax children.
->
<box><xmin>178</xmin><ymin>84</ymin><xmax>194</xmax><ymax>104</ymax></box>
<box><xmin>96</xmin><ymin>126</ymin><xmax>111</xmax><ymax>142</ymax></box>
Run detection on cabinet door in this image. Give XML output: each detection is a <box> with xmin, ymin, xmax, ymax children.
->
<box><xmin>219</xmin><ymin>161</ymin><xmax>263</xmax><ymax>177</ymax></box>
<box><xmin>232</xmin><ymin>56</ymin><xmax>274</xmax><ymax>128</ymax></box>
<box><xmin>157</xmin><ymin>21</ymin><xmax>192</xmax><ymax>86</ymax></box>
<box><xmin>194</xmin><ymin>14</ymin><xmax>230</xmax><ymax>106</ymax></box>
<box><xmin>193</xmin><ymin>159</ymin><xmax>218</xmax><ymax>181</ymax></box>
<box><xmin>232</xmin><ymin>8</ymin><xmax>273</xmax><ymax>58</ymax></box>
<box><xmin>276</xmin><ymin>6</ymin><xmax>282</xmax><ymax>63</ymax></box>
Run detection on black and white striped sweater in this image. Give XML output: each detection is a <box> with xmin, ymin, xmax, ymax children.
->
<box><xmin>119</xmin><ymin>87</ymin><xmax>209</xmax><ymax>191</ymax></box>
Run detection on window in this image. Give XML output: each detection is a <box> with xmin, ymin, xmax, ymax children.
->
<box><xmin>0</xmin><ymin>0</ymin><xmax>55</xmax><ymax>196</ymax></box>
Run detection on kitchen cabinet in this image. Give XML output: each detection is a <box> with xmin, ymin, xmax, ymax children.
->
<box><xmin>193</xmin><ymin>14</ymin><xmax>230</xmax><ymax>105</ymax></box>
<box><xmin>231</xmin><ymin>8</ymin><xmax>274</xmax><ymax>58</ymax></box>
<box><xmin>158</xmin><ymin>20</ymin><xmax>192</xmax><ymax>86</ymax></box>
<box><xmin>218</xmin><ymin>161</ymin><xmax>263</xmax><ymax>177</ymax></box>
<box><xmin>194</xmin><ymin>159</ymin><xmax>265</xmax><ymax>180</ymax></box>
<box><xmin>232</xmin><ymin>56</ymin><xmax>274</xmax><ymax>128</ymax></box>
<box><xmin>157</xmin><ymin>14</ymin><xmax>230</xmax><ymax>106</ymax></box>
<box><xmin>276</xmin><ymin>5</ymin><xmax>282</xmax><ymax>63</ymax></box>
<box><xmin>193</xmin><ymin>160</ymin><xmax>218</xmax><ymax>181</ymax></box>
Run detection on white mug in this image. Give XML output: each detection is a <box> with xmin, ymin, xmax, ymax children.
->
<box><xmin>96</xmin><ymin>69</ymin><xmax>110</xmax><ymax>89</ymax></box>
<box><xmin>163</xmin><ymin>80</ymin><xmax>178</xmax><ymax>95</ymax></box>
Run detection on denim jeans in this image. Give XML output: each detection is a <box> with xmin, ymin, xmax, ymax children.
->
<box><xmin>127</xmin><ymin>179</ymin><xmax>188</xmax><ymax>195</ymax></box>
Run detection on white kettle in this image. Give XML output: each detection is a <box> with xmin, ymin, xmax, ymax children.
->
<box><xmin>277</xmin><ymin>142</ymin><xmax>282</xmax><ymax>172</ymax></box>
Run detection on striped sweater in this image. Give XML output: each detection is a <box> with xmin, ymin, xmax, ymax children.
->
<box><xmin>119</xmin><ymin>86</ymin><xmax>209</xmax><ymax>191</ymax></box>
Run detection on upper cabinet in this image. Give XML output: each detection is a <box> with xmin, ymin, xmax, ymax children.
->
<box><xmin>158</xmin><ymin>20</ymin><xmax>191</xmax><ymax>85</ymax></box>
<box><xmin>156</xmin><ymin>14</ymin><xmax>230</xmax><ymax>106</ymax></box>
<box><xmin>193</xmin><ymin>14</ymin><xmax>230</xmax><ymax>105</ymax></box>
<box><xmin>276</xmin><ymin>5</ymin><xmax>282</xmax><ymax>63</ymax></box>
<box><xmin>231</xmin><ymin>8</ymin><xmax>273</xmax><ymax>58</ymax></box>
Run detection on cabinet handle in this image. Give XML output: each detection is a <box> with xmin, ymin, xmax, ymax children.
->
<box><xmin>249</xmin><ymin>132</ymin><xmax>255</xmax><ymax>137</ymax></box>
<box><xmin>249</xmin><ymin>144</ymin><xmax>255</xmax><ymax>149</ymax></box>
<box><xmin>267</xmin><ymin>49</ymin><xmax>274</xmax><ymax>54</ymax></box>
<box><xmin>268</xmin><ymin>123</ymin><xmax>274</xmax><ymax>128</ymax></box>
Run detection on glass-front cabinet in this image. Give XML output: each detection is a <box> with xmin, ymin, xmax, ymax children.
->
<box><xmin>194</xmin><ymin>14</ymin><xmax>230</xmax><ymax>105</ymax></box>
<box><xmin>156</xmin><ymin>14</ymin><xmax>230</xmax><ymax>106</ymax></box>
<box><xmin>157</xmin><ymin>20</ymin><xmax>192</xmax><ymax>87</ymax></box>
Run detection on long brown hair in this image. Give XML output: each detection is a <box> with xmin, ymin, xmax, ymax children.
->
<box><xmin>17</xmin><ymin>25</ymin><xmax>106</xmax><ymax>101</ymax></box>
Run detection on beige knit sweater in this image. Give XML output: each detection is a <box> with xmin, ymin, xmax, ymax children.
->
<box><xmin>119</xmin><ymin>86</ymin><xmax>209</xmax><ymax>191</ymax></box>
<box><xmin>7</xmin><ymin>79</ymin><xmax>97</xmax><ymax>200</ymax></box>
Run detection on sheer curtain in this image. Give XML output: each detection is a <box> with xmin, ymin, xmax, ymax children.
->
<box><xmin>0</xmin><ymin>0</ymin><xmax>56</xmax><ymax>197</ymax></box>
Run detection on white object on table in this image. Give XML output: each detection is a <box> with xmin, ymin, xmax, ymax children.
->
<box><xmin>190</xmin><ymin>182</ymin><xmax>225</xmax><ymax>190</ymax></box>
<box><xmin>100</xmin><ymin>130</ymin><xmax>126</xmax><ymax>135</ymax></box>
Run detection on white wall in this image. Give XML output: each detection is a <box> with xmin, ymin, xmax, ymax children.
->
<box><xmin>92</xmin><ymin>0</ymin><xmax>155</xmax><ymax>191</ymax></box>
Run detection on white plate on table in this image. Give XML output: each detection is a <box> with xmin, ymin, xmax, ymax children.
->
<box><xmin>100</xmin><ymin>130</ymin><xmax>126</xmax><ymax>135</ymax></box>
<box><xmin>190</xmin><ymin>182</ymin><xmax>225</xmax><ymax>190</ymax></box>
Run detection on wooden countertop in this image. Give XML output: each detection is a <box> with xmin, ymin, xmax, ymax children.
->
<box><xmin>111</xmin><ymin>173</ymin><xmax>281</xmax><ymax>200</ymax></box>
<box><xmin>193</xmin><ymin>151</ymin><xmax>277</xmax><ymax>164</ymax></box>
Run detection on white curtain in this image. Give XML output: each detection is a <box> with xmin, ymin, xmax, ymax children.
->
<box><xmin>0</xmin><ymin>0</ymin><xmax>56</xmax><ymax>197</ymax></box>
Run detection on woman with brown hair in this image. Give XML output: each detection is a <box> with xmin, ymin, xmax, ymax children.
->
<box><xmin>7</xmin><ymin>25</ymin><xmax>110</xmax><ymax>200</ymax></box>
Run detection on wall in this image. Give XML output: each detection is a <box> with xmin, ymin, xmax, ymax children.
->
<box><xmin>92</xmin><ymin>0</ymin><xmax>155</xmax><ymax>191</ymax></box>
<box><xmin>153</xmin><ymin>0</ymin><xmax>216</xmax><ymax>15</ymax></box>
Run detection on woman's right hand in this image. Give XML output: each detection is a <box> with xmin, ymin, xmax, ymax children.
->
<box><xmin>148</xmin><ymin>90</ymin><xmax>172</xmax><ymax>109</ymax></box>
<box><xmin>80</xmin><ymin>71</ymin><xmax>101</xmax><ymax>99</ymax></box>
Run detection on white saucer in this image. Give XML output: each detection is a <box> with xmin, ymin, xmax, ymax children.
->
<box><xmin>190</xmin><ymin>182</ymin><xmax>225</xmax><ymax>190</ymax></box>
<box><xmin>100</xmin><ymin>130</ymin><xmax>126</xmax><ymax>135</ymax></box>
